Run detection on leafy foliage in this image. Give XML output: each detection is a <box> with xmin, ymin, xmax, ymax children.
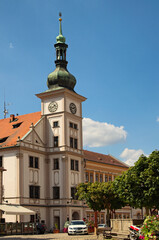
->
<box><xmin>76</xmin><ymin>181</ymin><xmax>125</xmax><ymax>212</ymax></box>
<box><xmin>113</xmin><ymin>150</ymin><xmax>159</xmax><ymax>211</ymax></box>
<box><xmin>140</xmin><ymin>215</ymin><xmax>159</xmax><ymax>240</ymax></box>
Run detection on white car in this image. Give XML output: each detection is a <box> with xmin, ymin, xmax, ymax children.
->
<box><xmin>98</xmin><ymin>224</ymin><xmax>107</xmax><ymax>228</ymax></box>
<box><xmin>68</xmin><ymin>220</ymin><xmax>88</xmax><ymax>235</ymax></box>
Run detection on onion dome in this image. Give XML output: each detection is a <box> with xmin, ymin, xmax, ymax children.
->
<box><xmin>47</xmin><ymin>13</ymin><xmax>76</xmax><ymax>91</ymax></box>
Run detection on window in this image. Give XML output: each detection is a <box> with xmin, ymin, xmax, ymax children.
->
<box><xmin>71</xmin><ymin>187</ymin><xmax>78</xmax><ymax>200</ymax></box>
<box><xmin>0</xmin><ymin>156</ymin><xmax>2</xmax><ymax>167</ymax></box>
<box><xmin>69</xmin><ymin>122</ymin><xmax>78</xmax><ymax>129</ymax></box>
<box><xmin>100</xmin><ymin>174</ymin><xmax>103</xmax><ymax>182</ymax></box>
<box><xmin>29</xmin><ymin>156</ymin><xmax>39</xmax><ymax>169</ymax></box>
<box><xmin>90</xmin><ymin>173</ymin><xmax>93</xmax><ymax>183</ymax></box>
<box><xmin>71</xmin><ymin>159</ymin><xmax>74</xmax><ymax>170</ymax></box>
<box><xmin>29</xmin><ymin>186</ymin><xmax>40</xmax><ymax>199</ymax></box>
<box><xmin>12</xmin><ymin>122</ymin><xmax>22</xmax><ymax>129</ymax></box>
<box><xmin>35</xmin><ymin>157</ymin><xmax>39</xmax><ymax>168</ymax></box>
<box><xmin>0</xmin><ymin>137</ymin><xmax>8</xmax><ymax>143</ymax></box>
<box><xmin>109</xmin><ymin>176</ymin><xmax>112</xmax><ymax>181</ymax></box>
<box><xmin>70</xmin><ymin>137</ymin><xmax>78</xmax><ymax>149</ymax></box>
<box><xmin>74</xmin><ymin>139</ymin><xmax>78</xmax><ymax>149</ymax></box>
<box><xmin>53</xmin><ymin>187</ymin><xmax>60</xmax><ymax>199</ymax></box>
<box><xmin>96</xmin><ymin>173</ymin><xmax>99</xmax><ymax>182</ymax></box>
<box><xmin>54</xmin><ymin>136</ymin><xmax>58</xmax><ymax>147</ymax></box>
<box><xmin>54</xmin><ymin>158</ymin><xmax>59</xmax><ymax>170</ymax></box>
<box><xmin>105</xmin><ymin>175</ymin><xmax>108</xmax><ymax>182</ymax></box>
<box><xmin>71</xmin><ymin>160</ymin><xmax>78</xmax><ymax>171</ymax></box>
<box><xmin>53</xmin><ymin>121</ymin><xmax>59</xmax><ymax>128</ymax></box>
<box><xmin>75</xmin><ymin>160</ymin><xmax>79</xmax><ymax>171</ymax></box>
<box><xmin>70</xmin><ymin>137</ymin><xmax>73</xmax><ymax>148</ymax></box>
<box><xmin>86</xmin><ymin>172</ymin><xmax>89</xmax><ymax>182</ymax></box>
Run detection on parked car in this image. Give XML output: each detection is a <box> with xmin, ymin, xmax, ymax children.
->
<box><xmin>68</xmin><ymin>220</ymin><xmax>88</xmax><ymax>235</ymax></box>
<box><xmin>98</xmin><ymin>224</ymin><xmax>107</xmax><ymax>228</ymax></box>
<box><xmin>36</xmin><ymin>222</ymin><xmax>47</xmax><ymax>234</ymax></box>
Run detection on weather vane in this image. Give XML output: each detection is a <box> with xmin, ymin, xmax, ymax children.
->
<box><xmin>59</xmin><ymin>12</ymin><xmax>62</xmax><ymax>21</ymax></box>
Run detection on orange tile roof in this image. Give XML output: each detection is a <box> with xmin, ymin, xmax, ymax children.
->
<box><xmin>84</xmin><ymin>150</ymin><xmax>128</xmax><ymax>168</ymax></box>
<box><xmin>0</xmin><ymin>112</ymin><xmax>41</xmax><ymax>148</ymax></box>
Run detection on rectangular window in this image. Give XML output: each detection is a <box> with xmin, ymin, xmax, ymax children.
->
<box><xmin>96</xmin><ymin>173</ymin><xmax>99</xmax><ymax>182</ymax></box>
<box><xmin>29</xmin><ymin>156</ymin><xmax>34</xmax><ymax>168</ymax></box>
<box><xmin>100</xmin><ymin>174</ymin><xmax>103</xmax><ymax>182</ymax></box>
<box><xmin>29</xmin><ymin>156</ymin><xmax>39</xmax><ymax>169</ymax></box>
<box><xmin>35</xmin><ymin>157</ymin><xmax>39</xmax><ymax>168</ymax></box>
<box><xmin>109</xmin><ymin>176</ymin><xmax>112</xmax><ymax>181</ymax></box>
<box><xmin>90</xmin><ymin>173</ymin><xmax>93</xmax><ymax>183</ymax></box>
<box><xmin>74</xmin><ymin>124</ymin><xmax>77</xmax><ymax>129</ymax></box>
<box><xmin>53</xmin><ymin>121</ymin><xmax>59</xmax><ymax>128</ymax></box>
<box><xmin>69</xmin><ymin>122</ymin><xmax>73</xmax><ymax>128</ymax></box>
<box><xmin>74</xmin><ymin>139</ymin><xmax>78</xmax><ymax>149</ymax></box>
<box><xmin>54</xmin><ymin>136</ymin><xmax>58</xmax><ymax>147</ymax></box>
<box><xmin>71</xmin><ymin>160</ymin><xmax>78</xmax><ymax>171</ymax></box>
<box><xmin>71</xmin><ymin>187</ymin><xmax>78</xmax><ymax>200</ymax></box>
<box><xmin>0</xmin><ymin>156</ymin><xmax>3</xmax><ymax>168</ymax></box>
<box><xmin>75</xmin><ymin>160</ymin><xmax>79</xmax><ymax>171</ymax></box>
<box><xmin>29</xmin><ymin>186</ymin><xmax>40</xmax><ymax>199</ymax></box>
<box><xmin>86</xmin><ymin>172</ymin><xmax>89</xmax><ymax>182</ymax></box>
<box><xmin>71</xmin><ymin>159</ymin><xmax>74</xmax><ymax>170</ymax></box>
<box><xmin>70</xmin><ymin>137</ymin><xmax>73</xmax><ymax>148</ymax></box>
<box><xmin>54</xmin><ymin>158</ymin><xmax>59</xmax><ymax>170</ymax></box>
<box><xmin>53</xmin><ymin>187</ymin><xmax>60</xmax><ymax>199</ymax></box>
<box><xmin>105</xmin><ymin>175</ymin><xmax>108</xmax><ymax>182</ymax></box>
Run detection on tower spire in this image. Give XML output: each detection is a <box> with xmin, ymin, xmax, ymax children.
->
<box><xmin>59</xmin><ymin>12</ymin><xmax>62</xmax><ymax>35</ymax></box>
<box><xmin>56</xmin><ymin>12</ymin><xmax>66</xmax><ymax>44</ymax></box>
<box><xmin>47</xmin><ymin>13</ymin><xmax>76</xmax><ymax>91</ymax></box>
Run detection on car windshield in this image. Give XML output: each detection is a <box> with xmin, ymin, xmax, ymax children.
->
<box><xmin>70</xmin><ymin>221</ymin><xmax>85</xmax><ymax>225</ymax></box>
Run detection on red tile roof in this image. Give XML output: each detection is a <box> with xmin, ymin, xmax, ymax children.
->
<box><xmin>84</xmin><ymin>150</ymin><xmax>128</xmax><ymax>168</ymax></box>
<box><xmin>0</xmin><ymin>112</ymin><xmax>41</xmax><ymax>148</ymax></box>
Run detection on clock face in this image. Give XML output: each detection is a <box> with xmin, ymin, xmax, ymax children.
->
<box><xmin>69</xmin><ymin>103</ymin><xmax>77</xmax><ymax>114</ymax></box>
<box><xmin>48</xmin><ymin>101</ymin><xmax>58</xmax><ymax>112</ymax></box>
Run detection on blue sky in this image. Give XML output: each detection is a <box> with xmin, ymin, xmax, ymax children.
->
<box><xmin>0</xmin><ymin>0</ymin><xmax>159</xmax><ymax>165</ymax></box>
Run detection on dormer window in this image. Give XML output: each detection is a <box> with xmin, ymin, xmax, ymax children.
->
<box><xmin>0</xmin><ymin>137</ymin><xmax>8</xmax><ymax>143</ymax></box>
<box><xmin>12</xmin><ymin>122</ymin><xmax>22</xmax><ymax>129</ymax></box>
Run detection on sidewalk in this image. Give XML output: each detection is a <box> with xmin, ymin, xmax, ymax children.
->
<box><xmin>1</xmin><ymin>233</ymin><xmax>104</xmax><ymax>240</ymax></box>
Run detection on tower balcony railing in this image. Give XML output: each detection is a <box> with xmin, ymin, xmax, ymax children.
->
<box><xmin>19</xmin><ymin>142</ymin><xmax>83</xmax><ymax>155</ymax></box>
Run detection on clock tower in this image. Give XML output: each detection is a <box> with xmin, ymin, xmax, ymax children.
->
<box><xmin>36</xmin><ymin>14</ymin><xmax>86</xmax><ymax>228</ymax></box>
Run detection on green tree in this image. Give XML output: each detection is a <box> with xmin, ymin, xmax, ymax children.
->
<box><xmin>113</xmin><ymin>150</ymin><xmax>159</xmax><ymax>215</ymax></box>
<box><xmin>76</xmin><ymin>181</ymin><xmax>125</xmax><ymax>227</ymax></box>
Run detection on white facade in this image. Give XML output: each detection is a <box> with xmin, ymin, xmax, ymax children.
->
<box><xmin>1</xmin><ymin>87</ymin><xmax>86</xmax><ymax>231</ymax></box>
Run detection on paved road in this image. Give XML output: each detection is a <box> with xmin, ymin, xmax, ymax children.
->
<box><xmin>1</xmin><ymin>233</ymin><xmax>103</xmax><ymax>240</ymax></box>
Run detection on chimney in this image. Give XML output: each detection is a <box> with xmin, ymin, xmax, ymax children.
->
<box><xmin>10</xmin><ymin>114</ymin><xmax>15</xmax><ymax>122</ymax></box>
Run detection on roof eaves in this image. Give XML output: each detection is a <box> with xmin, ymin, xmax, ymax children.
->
<box><xmin>108</xmin><ymin>154</ymin><xmax>129</xmax><ymax>168</ymax></box>
<box><xmin>0</xmin><ymin>144</ymin><xmax>20</xmax><ymax>150</ymax></box>
<box><xmin>85</xmin><ymin>158</ymin><xmax>126</xmax><ymax>168</ymax></box>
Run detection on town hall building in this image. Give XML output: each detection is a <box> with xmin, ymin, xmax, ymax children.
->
<box><xmin>0</xmin><ymin>15</ymin><xmax>130</xmax><ymax>231</ymax></box>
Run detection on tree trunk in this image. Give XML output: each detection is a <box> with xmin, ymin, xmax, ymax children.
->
<box><xmin>145</xmin><ymin>207</ymin><xmax>149</xmax><ymax>216</ymax></box>
<box><xmin>94</xmin><ymin>211</ymin><xmax>98</xmax><ymax>228</ymax></box>
<box><xmin>106</xmin><ymin>207</ymin><xmax>110</xmax><ymax>227</ymax></box>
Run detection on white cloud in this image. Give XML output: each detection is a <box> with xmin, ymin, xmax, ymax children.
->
<box><xmin>83</xmin><ymin>118</ymin><xmax>127</xmax><ymax>147</ymax></box>
<box><xmin>120</xmin><ymin>148</ymin><xmax>145</xmax><ymax>166</ymax></box>
<box><xmin>9</xmin><ymin>42</ymin><xmax>14</xmax><ymax>49</ymax></box>
<box><xmin>157</xmin><ymin>117</ymin><xmax>159</xmax><ymax>122</ymax></box>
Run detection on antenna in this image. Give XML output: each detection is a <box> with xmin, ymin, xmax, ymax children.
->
<box><xmin>3</xmin><ymin>90</ymin><xmax>9</xmax><ymax>119</ymax></box>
